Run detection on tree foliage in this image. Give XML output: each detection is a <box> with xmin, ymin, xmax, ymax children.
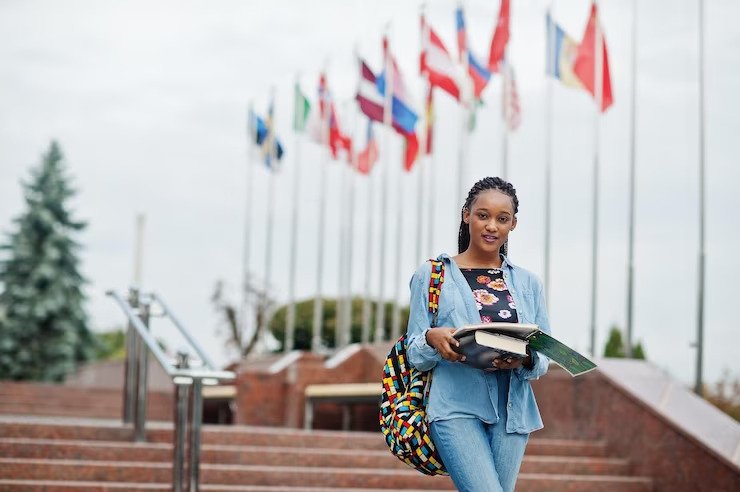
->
<box><xmin>603</xmin><ymin>325</ymin><xmax>646</xmax><ymax>359</ymax></box>
<box><xmin>0</xmin><ymin>141</ymin><xmax>95</xmax><ymax>381</ymax></box>
<box><xmin>270</xmin><ymin>297</ymin><xmax>409</xmax><ymax>351</ymax></box>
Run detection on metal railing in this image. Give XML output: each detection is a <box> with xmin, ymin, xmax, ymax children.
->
<box><xmin>108</xmin><ymin>287</ymin><xmax>235</xmax><ymax>492</ymax></box>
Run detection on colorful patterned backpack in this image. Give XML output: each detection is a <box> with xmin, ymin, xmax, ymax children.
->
<box><xmin>379</xmin><ymin>259</ymin><xmax>447</xmax><ymax>476</ymax></box>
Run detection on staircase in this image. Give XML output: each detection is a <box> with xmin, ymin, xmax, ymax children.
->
<box><xmin>0</xmin><ymin>414</ymin><xmax>653</xmax><ymax>491</ymax></box>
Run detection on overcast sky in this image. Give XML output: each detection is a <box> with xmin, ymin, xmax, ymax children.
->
<box><xmin>1</xmin><ymin>0</ymin><xmax>738</xmax><ymax>387</ymax></box>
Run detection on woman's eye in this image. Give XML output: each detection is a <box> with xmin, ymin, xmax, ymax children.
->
<box><xmin>478</xmin><ymin>213</ymin><xmax>488</xmax><ymax>219</ymax></box>
<box><xmin>498</xmin><ymin>217</ymin><xmax>509</xmax><ymax>223</ymax></box>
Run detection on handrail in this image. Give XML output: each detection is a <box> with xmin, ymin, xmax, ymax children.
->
<box><xmin>107</xmin><ymin>287</ymin><xmax>235</xmax><ymax>492</ymax></box>
<box><xmin>150</xmin><ymin>292</ymin><xmax>219</xmax><ymax>371</ymax></box>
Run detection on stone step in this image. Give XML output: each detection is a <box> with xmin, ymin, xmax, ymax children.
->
<box><xmin>0</xmin><ymin>419</ymin><xmax>609</xmax><ymax>457</ymax></box>
<box><xmin>0</xmin><ymin>438</ymin><xmax>631</xmax><ymax>475</ymax></box>
<box><xmin>0</xmin><ymin>459</ymin><xmax>652</xmax><ymax>491</ymax></box>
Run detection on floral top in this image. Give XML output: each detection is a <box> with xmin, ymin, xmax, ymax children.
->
<box><xmin>460</xmin><ymin>267</ymin><xmax>519</xmax><ymax>323</ymax></box>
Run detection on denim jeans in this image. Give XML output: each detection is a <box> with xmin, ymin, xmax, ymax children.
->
<box><xmin>429</xmin><ymin>372</ymin><xmax>529</xmax><ymax>492</ymax></box>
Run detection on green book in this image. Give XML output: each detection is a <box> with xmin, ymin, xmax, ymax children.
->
<box><xmin>453</xmin><ymin>323</ymin><xmax>597</xmax><ymax>377</ymax></box>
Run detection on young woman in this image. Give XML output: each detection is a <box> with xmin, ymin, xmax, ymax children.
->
<box><xmin>406</xmin><ymin>177</ymin><xmax>551</xmax><ymax>492</ymax></box>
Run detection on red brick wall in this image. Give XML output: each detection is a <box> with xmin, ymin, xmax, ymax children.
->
<box><xmin>533</xmin><ymin>368</ymin><xmax>739</xmax><ymax>491</ymax></box>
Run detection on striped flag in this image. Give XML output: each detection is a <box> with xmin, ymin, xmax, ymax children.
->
<box><xmin>546</xmin><ymin>13</ymin><xmax>584</xmax><ymax>89</ymax></box>
<box><xmin>356</xmin><ymin>120</ymin><xmax>378</xmax><ymax>175</ymax></box>
<box><xmin>420</xmin><ymin>15</ymin><xmax>460</xmax><ymax>101</ymax></box>
<box><xmin>456</xmin><ymin>6</ymin><xmax>491</xmax><ymax>100</ymax></box>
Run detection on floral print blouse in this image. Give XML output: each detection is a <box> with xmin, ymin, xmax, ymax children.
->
<box><xmin>460</xmin><ymin>267</ymin><xmax>519</xmax><ymax>323</ymax></box>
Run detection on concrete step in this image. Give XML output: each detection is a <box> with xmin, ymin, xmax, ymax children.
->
<box><xmin>0</xmin><ymin>418</ymin><xmax>609</xmax><ymax>457</ymax></box>
<box><xmin>0</xmin><ymin>437</ymin><xmax>631</xmax><ymax>475</ymax></box>
<box><xmin>0</xmin><ymin>458</ymin><xmax>653</xmax><ymax>491</ymax></box>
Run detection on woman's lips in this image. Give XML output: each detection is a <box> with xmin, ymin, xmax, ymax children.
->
<box><xmin>482</xmin><ymin>234</ymin><xmax>498</xmax><ymax>243</ymax></box>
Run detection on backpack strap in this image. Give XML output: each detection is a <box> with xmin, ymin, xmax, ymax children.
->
<box><xmin>427</xmin><ymin>259</ymin><xmax>445</xmax><ymax>328</ymax></box>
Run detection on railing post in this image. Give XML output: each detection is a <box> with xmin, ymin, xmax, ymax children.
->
<box><xmin>123</xmin><ymin>287</ymin><xmax>140</xmax><ymax>423</ymax></box>
<box><xmin>173</xmin><ymin>352</ymin><xmax>190</xmax><ymax>492</ymax></box>
<box><xmin>134</xmin><ymin>298</ymin><xmax>151</xmax><ymax>442</ymax></box>
<box><xmin>189</xmin><ymin>377</ymin><xmax>203</xmax><ymax>492</ymax></box>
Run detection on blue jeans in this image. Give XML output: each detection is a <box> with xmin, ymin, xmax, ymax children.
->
<box><xmin>429</xmin><ymin>372</ymin><xmax>529</xmax><ymax>492</ymax></box>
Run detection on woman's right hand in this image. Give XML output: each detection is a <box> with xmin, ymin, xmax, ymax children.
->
<box><xmin>425</xmin><ymin>328</ymin><xmax>466</xmax><ymax>362</ymax></box>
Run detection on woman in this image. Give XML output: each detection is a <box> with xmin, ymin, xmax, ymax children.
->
<box><xmin>406</xmin><ymin>177</ymin><xmax>551</xmax><ymax>492</ymax></box>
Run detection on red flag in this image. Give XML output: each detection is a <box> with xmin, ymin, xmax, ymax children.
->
<box><xmin>488</xmin><ymin>0</ymin><xmax>510</xmax><ymax>73</ymax></box>
<box><xmin>573</xmin><ymin>4</ymin><xmax>614</xmax><ymax>112</ymax></box>
<box><xmin>317</xmin><ymin>72</ymin><xmax>353</xmax><ymax>160</ymax></box>
<box><xmin>502</xmin><ymin>62</ymin><xmax>521</xmax><ymax>131</ymax></box>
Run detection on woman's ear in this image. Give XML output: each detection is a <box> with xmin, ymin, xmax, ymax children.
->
<box><xmin>462</xmin><ymin>208</ymin><xmax>470</xmax><ymax>224</ymax></box>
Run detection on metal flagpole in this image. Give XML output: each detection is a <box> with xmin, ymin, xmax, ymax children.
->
<box><xmin>588</xmin><ymin>1</ymin><xmax>603</xmax><ymax>357</ymax></box>
<box><xmin>344</xmin><ymin>103</ymin><xmax>360</xmax><ymax>347</ymax></box>
<box><xmin>457</xmin><ymin>2</ymin><xmax>471</xmax><ymax>222</ymax></box>
<box><xmin>625</xmin><ymin>0</ymin><xmax>638</xmax><ymax>358</ymax></box>
<box><xmin>501</xmin><ymin>57</ymin><xmax>509</xmax><ymax>180</ymax></box>
<box><xmin>544</xmin><ymin>3</ymin><xmax>555</xmax><ymax>304</ymax></box>
<box><xmin>242</xmin><ymin>102</ymin><xmax>257</xmax><ymax>346</ymax></box>
<box><xmin>336</xmin><ymin>129</ymin><xmax>348</xmax><ymax>349</ymax></box>
<box><xmin>261</xmin><ymin>88</ymin><xmax>278</xmax><ymax>351</ymax></box>
<box><xmin>417</xmin><ymin>7</ymin><xmax>429</xmax><ymax>266</ymax></box>
<box><xmin>133</xmin><ymin>214</ymin><xmax>145</xmax><ymax>287</ymax></box>
<box><xmin>694</xmin><ymin>0</ymin><xmax>706</xmax><ymax>396</ymax></box>
<box><xmin>375</xmin><ymin>29</ymin><xmax>394</xmax><ymax>342</ymax></box>
<box><xmin>427</xmin><ymin>113</ymin><xmax>437</xmax><ymax>259</ymax></box>
<box><xmin>390</xmin><ymin>149</ymin><xmax>404</xmax><ymax>341</ymax></box>
<box><xmin>285</xmin><ymin>78</ymin><xmax>303</xmax><ymax>353</ymax></box>
<box><xmin>361</xmin><ymin>147</ymin><xmax>376</xmax><ymax>344</ymax></box>
<box><xmin>312</xmin><ymin>72</ymin><xmax>331</xmax><ymax>353</ymax></box>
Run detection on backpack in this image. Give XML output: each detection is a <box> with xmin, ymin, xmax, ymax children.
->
<box><xmin>379</xmin><ymin>259</ymin><xmax>447</xmax><ymax>476</ymax></box>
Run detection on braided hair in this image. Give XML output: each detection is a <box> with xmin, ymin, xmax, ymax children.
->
<box><xmin>458</xmin><ymin>177</ymin><xmax>519</xmax><ymax>254</ymax></box>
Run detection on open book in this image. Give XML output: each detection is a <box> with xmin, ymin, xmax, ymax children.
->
<box><xmin>453</xmin><ymin>323</ymin><xmax>597</xmax><ymax>377</ymax></box>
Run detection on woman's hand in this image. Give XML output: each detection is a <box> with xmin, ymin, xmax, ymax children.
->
<box><xmin>425</xmin><ymin>328</ymin><xmax>466</xmax><ymax>362</ymax></box>
<box><xmin>492</xmin><ymin>349</ymin><xmax>533</xmax><ymax>371</ymax></box>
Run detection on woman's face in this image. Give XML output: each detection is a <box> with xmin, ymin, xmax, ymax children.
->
<box><xmin>463</xmin><ymin>189</ymin><xmax>517</xmax><ymax>256</ymax></box>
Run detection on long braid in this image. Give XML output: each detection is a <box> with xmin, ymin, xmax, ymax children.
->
<box><xmin>457</xmin><ymin>177</ymin><xmax>519</xmax><ymax>254</ymax></box>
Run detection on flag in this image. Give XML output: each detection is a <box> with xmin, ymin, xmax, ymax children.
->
<box><xmin>545</xmin><ymin>13</ymin><xmax>584</xmax><ymax>89</ymax></box>
<box><xmin>420</xmin><ymin>15</ymin><xmax>460</xmax><ymax>101</ymax></box>
<box><xmin>488</xmin><ymin>0</ymin><xmax>510</xmax><ymax>73</ymax></box>
<box><xmin>249</xmin><ymin>106</ymin><xmax>284</xmax><ymax>169</ymax></box>
<box><xmin>356</xmin><ymin>120</ymin><xmax>378</xmax><ymax>175</ymax></box>
<box><xmin>315</xmin><ymin>73</ymin><xmax>353</xmax><ymax>161</ymax></box>
<box><xmin>573</xmin><ymin>4</ymin><xmax>614</xmax><ymax>112</ymax></box>
<box><xmin>502</xmin><ymin>62</ymin><xmax>521</xmax><ymax>131</ymax></box>
<box><xmin>293</xmin><ymin>82</ymin><xmax>311</xmax><ymax>132</ymax></box>
<box><xmin>358</xmin><ymin>44</ymin><xmax>420</xmax><ymax>171</ymax></box>
<box><xmin>424</xmin><ymin>86</ymin><xmax>434</xmax><ymax>155</ymax></box>
<box><xmin>456</xmin><ymin>6</ymin><xmax>492</xmax><ymax>100</ymax></box>
<box><xmin>357</xmin><ymin>60</ymin><xmax>385</xmax><ymax>123</ymax></box>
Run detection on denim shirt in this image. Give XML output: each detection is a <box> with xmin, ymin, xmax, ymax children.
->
<box><xmin>406</xmin><ymin>253</ymin><xmax>551</xmax><ymax>434</ymax></box>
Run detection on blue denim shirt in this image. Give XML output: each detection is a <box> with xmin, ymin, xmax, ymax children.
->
<box><xmin>406</xmin><ymin>253</ymin><xmax>551</xmax><ymax>434</ymax></box>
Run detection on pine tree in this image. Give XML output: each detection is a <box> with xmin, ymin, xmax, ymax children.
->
<box><xmin>0</xmin><ymin>141</ymin><xmax>95</xmax><ymax>381</ymax></box>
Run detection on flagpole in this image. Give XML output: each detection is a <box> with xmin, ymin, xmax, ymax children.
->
<box><xmin>336</xmin><ymin>123</ymin><xmax>348</xmax><ymax>349</ymax></box>
<box><xmin>261</xmin><ymin>88</ymin><xmax>278</xmax><ymax>352</ymax></box>
<box><xmin>588</xmin><ymin>1</ymin><xmax>603</xmax><ymax>357</ymax></box>
<box><xmin>390</xmin><ymin>145</ymin><xmax>404</xmax><ymax>341</ymax></box>
<box><xmin>312</xmin><ymin>71</ymin><xmax>331</xmax><ymax>353</ymax></box>
<box><xmin>361</xmin><ymin>142</ymin><xmax>376</xmax><ymax>344</ymax></box>
<box><xmin>457</xmin><ymin>2</ymin><xmax>471</xmax><ymax>220</ymax></box>
<box><xmin>501</xmin><ymin>57</ymin><xmax>509</xmax><ymax>180</ymax></box>
<box><xmin>242</xmin><ymin>102</ymin><xmax>257</xmax><ymax>348</ymax></box>
<box><xmin>374</xmin><ymin>28</ymin><xmax>394</xmax><ymax>343</ymax></box>
<box><xmin>544</xmin><ymin>3</ymin><xmax>555</xmax><ymax>305</ymax></box>
<box><xmin>285</xmin><ymin>77</ymin><xmax>303</xmax><ymax>353</ymax></box>
<box><xmin>625</xmin><ymin>1</ymin><xmax>638</xmax><ymax>358</ymax></box>
<box><xmin>426</xmin><ymin>101</ymin><xmax>437</xmax><ymax>260</ymax></box>
<box><xmin>344</xmin><ymin>105</ymin><xmax>359</xmax><ymax>346</ymax></box>
<box><xmin>694</xmin><ymin>0</ymin><xmax>706</xmax><ymax>396</ymax></box>
<box><xmin>417</xmin><ymin>6</ymin><xmax>429</xmax><ymax>266</ymax></box>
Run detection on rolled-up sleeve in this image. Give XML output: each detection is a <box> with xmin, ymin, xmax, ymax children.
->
<box><xmin>515</xmin><ymin>276</ymin><xmax>550</xmax><ymax>381</ymax></box>
<box><xmin>406</xmin><ymin>264</ymin><xmax>442</xmax><ymax>372</ymax></box>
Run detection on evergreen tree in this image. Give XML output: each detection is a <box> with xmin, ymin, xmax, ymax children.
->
<box><xmin>603</xmin><ymin>325</ymin><xmax>646</xmax><ymax>360</ymax></box>
<box><xmin>0</xmin><ymin>141</ymin><xmax>94</xmax><ymax>381</ymax></box>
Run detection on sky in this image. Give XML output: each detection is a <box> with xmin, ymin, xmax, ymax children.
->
<box><xmin>1</xmin><ymin>0</ymin><xmax>738</xmax><ymax>387</ymax></box>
